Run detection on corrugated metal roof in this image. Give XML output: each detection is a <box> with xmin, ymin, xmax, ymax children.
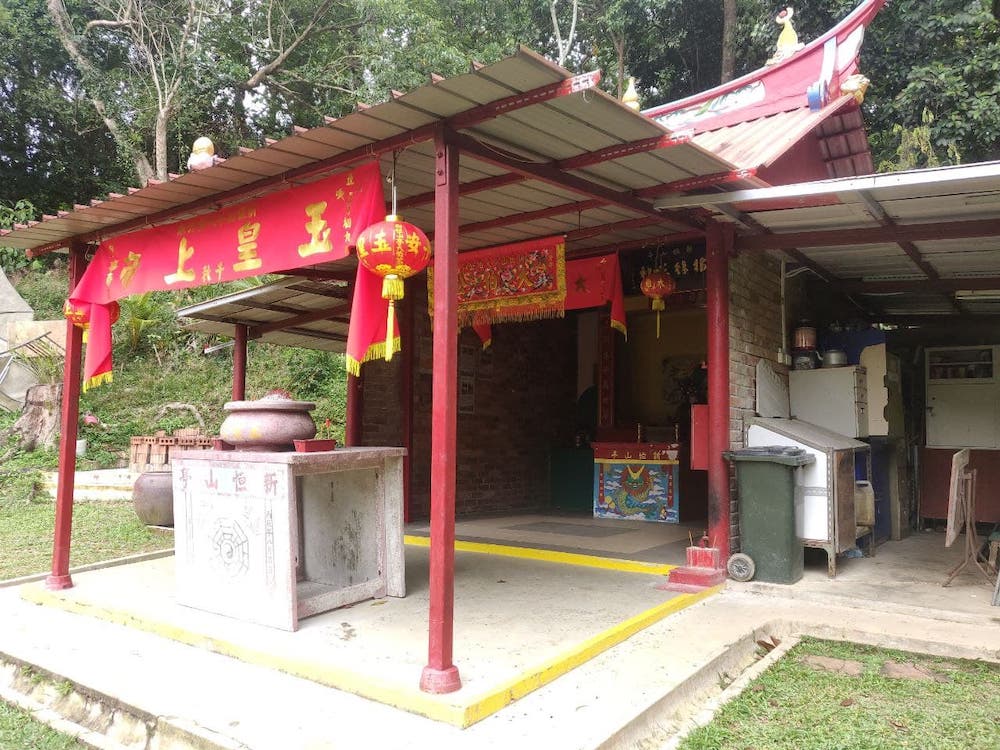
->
<box><xmin>690</xmin><ymin>96</ymin><xmax>873</xmax><ymax>176</ymax></box>
<box><xmin>176</xmin><ymin>268</ymin><xmax>355</xmax><ymax>353</ymax></box>
<box><xmin>654</xmin><ymin>162</ymin><xmax>1000</xmax><ymax>321</ymax></box>
<box><xmin>0</xmin><ymin>48</ymin><xmax>741</xmax><ymax>258</ymax></box>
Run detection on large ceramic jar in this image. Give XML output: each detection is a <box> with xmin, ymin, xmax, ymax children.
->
<box><xmin>219</xmin><ymin>392</ymin><xmax>316</xmax><ymax>451</ymax></box>
<box><xmin>133</xmin><ymin>470</ymin><xmax>174</xmax><ymax>527</ymax></box>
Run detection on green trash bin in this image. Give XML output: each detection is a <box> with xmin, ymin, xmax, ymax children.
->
<box><xmin>723</xmin><ymin>446</ymin><xmax>814</xmax><ymax>584</ymax></box>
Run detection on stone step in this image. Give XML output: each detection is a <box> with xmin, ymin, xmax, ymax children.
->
<box><xmin>41</xmin><ymin>470</ymin><xmax>138</xmax><ymax>503</ymax></box>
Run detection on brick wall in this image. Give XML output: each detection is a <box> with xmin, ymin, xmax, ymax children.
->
<box><xmin>727</xmin><ymin>251</ymin><xmax>786</xmax><ymax>549</ymax></box>
<box><xmin>362</xmin><ymin>286</ymin><xmax>578</xmax><ymax>521</ymax></box>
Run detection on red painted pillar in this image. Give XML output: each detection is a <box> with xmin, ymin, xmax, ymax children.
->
<box><xmin>420</xmin><ymin>127</ymin><xmax>462</xmax><ymax>694</ymax></box>
<box><xmin>401</xmin><ymin>291</ymin><xmax>414</xmax><ymax>524</ymax></box>
<box><xmin>47</xmin><ymin>243</ymin><xmax>87</xmax><ymax>590</ymax></box>
<box><xmin>706</xmin><ymin>221</ymin><xmax>732</xmax><ymax>564</ymax></box>
<box><xmin>232</xmin><ymin>324</ymin><xmax>248</xmax><ymax>401</ymax></box>
<box><xmin>345</xmin><ymin>372</ymin><xmax>363</xmax><ymax>446</ymax></box>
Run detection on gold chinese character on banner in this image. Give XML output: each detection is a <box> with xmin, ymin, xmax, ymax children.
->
<box><xmin>297</xmin><ymin>202</ymin><xmax>332</xmax><ymax>257</ymax></box>
<box><xmin>119</xmin><ymin>251</ymin><xmax>142</xmax><ymax>288</ymax></box>
<box><xmin>164</xmin><ymin>238</ymin><xmax>196</xmax><ymax>284</ymax></box>
<box><xmin>233</xmin><ymin>221</ymin><xmax>263</xmax><ymax>272</ymax></box>
<box><xmin>201</xmin><ymin>265</ymin><xmax>213</xmax><ymax>283</ymax></box>
<box><xmin>105</xmin><ymin>259</ymin><xmax>119</xmax><ymax>288</ymax></box>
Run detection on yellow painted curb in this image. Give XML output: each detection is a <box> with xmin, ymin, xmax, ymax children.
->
<box><xmin>404</xmin><ymin>535</ymin><xmax>675</xmax><ymax>576</ymax></box>
<box><xmin>460</xmin><ymin>584</ymin><xmax>723</xmax><ymax>725</ymax></box>
<box><xmin>20</xmin><ymin>585</ymin><xmax>466</xmax><ymax>726</ymax></box>
<box><xmin>21</xmin><ymin>569</ymin><xmax>720</xmax><ymax>729</ymax></box>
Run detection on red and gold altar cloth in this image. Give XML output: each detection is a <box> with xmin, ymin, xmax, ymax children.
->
<box><xmin>67</xmin><ymin>161</ymin><xmax>384</xmax><ymax>389</ymax></box>
<box><xmin>428</xmin><ymin>235</ymin><xmax>566</xmax><ymax>327</ymax></box>
<box><xmin>593</xmin><ymin>442</ymin><xmax>681</xmax><ymax>524</ymax></box>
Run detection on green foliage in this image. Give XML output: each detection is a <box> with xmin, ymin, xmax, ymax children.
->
<box><xmin>0</xmin><ymin>0</ymin><xmax>130</xmax><ymax>213</ymax></box>
<box><xmin>0</xmin><ymin>699</ymin><xmax>83</xmax><ymax>749</ymax></box>
<box><xmin>680</xmin><ymin>637</ymin><xmax>1000</xmax><ymax>750</ymax></box>
<box><xmin>115</xmin><ymin>292</ymin><xmax>175</xmax><ymax>355</ymax></box>
<box><xmin>878</xmin><ymin>108</ymin><xmax>963</xmax><ymax>172</ymax></box>
<box><xmin>10</xmin><ymin>261</ymin><xmax>68</xmax><ymax>319</ymax></box>
<box><xmin>0</xmin><ymin>199</ymin><xmax>39</xmax><ymax>273</ymax></box>
<box><xmin>0</xmin><ymin>500</ymin><xmax>173</xmax><ymax>580</ymax></box>
<box><xmin>863</xmin><ymin>0</ymin><xmax>1000</xmax><ymax>166</ymax></box>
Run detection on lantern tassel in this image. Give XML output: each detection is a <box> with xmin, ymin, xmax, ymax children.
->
<box><xmin>384</xmin><ymin>299</ymin><xmax>396</xmax><ymax>362</ymax></box>
<box><xmin>382</xmin><ymin>275</ymin><xmax>404</xmax><ymax>301</ymax></box>
<box><xmin>652</xmin><ymin>298</ymin><xmax>665</xmax><ymax>340</ymax></box>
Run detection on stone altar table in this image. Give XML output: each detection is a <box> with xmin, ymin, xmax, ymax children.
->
<box><xmin>172</xmin><ymin>447</ymin><xmax>406</xmax><ymax>631</ymax></box>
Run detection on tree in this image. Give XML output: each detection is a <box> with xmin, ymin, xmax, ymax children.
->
<box><xmin>549</xmin><ymin>0</ymin><xmax>579</xmax><ymax>67</ymax></box>
<box><xmin>721</xmin><ymin>0</ymin><xmax>736</xmax><ymax>82</ymax></box>
<box><xmin>46</xmin><ymin>0</ymin><xmax>372</xmax><ymax>183</ymax></box>
<box><xmin>0</xmin><ymin>0</ymin><xmax>129</xmax><ymax>214</ymax></box>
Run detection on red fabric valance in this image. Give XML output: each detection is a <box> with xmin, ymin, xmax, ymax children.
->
<box><xmin>428</xmin><ymin>235</ymin><xmax>566</xmax><ymax>327</ymax></box>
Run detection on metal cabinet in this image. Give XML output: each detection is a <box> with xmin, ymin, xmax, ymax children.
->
<box><xmin>789</xmin><ymin>366</ymin><xmax>868</xmax><ymax>438</ymax></box>
<box><xmin>747</xmin><ymin>418</ymin><xmax>870</xmax><ymax>577</ymax></box>
<box><xmin>926</xmin><ymin>345</ymin><xmax>1000</xmax><ymax>448</ymax></box>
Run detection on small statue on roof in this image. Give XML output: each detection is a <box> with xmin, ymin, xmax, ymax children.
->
<box><xmin>621</xmin><ymin>77</ymin><xmax>641</xmax><ymax>111</ymax></box>
<box><xmin>186</xmin><ymin>136</ymin><xmax>220</xmax><ymax>171</ymax></box>
<box><xmin>842</xmin><ymin>74</ymin><xmax>871</xmax><ymax>104</ymax></box>
<box><xmin>766</xmin><ymin>7</ymin><xmax>805</xmax><ymax>65</ymax></box>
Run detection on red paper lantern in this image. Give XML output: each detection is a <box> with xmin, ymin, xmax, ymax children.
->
<box><xmin>639</xmin><ymin>270</ymin><xmax>675</xmax><ymax>339</ymax></box>
<box><xmin>355</xmin><ymin>214</ymin><xmax>432</xmax><ymax>361</ymax></box>
<box><xmin>63</xmin><ymin>300</ymin><xmax>120</xmax><ymax>342</ymax></box>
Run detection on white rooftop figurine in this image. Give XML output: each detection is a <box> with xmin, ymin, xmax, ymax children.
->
<box><xmin>186</xmin><ymin>137</ymin><xmax>219</xmax><ymax>171</ymax></box>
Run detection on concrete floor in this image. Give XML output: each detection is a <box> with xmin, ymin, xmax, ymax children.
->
<box><xmin>408</xmin><ymin>512</ymin><xmax>708</xmax><ymax>565</ymax></box>
<box><xmin>1</xmin><ymin>515</ymin><xmax>998</xmax><ymax>750</ymax></box>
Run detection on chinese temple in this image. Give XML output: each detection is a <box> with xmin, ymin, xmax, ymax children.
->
<box><xmin>4</xmin><ymin>0</ymin><xmax>1000</xmax><ymax>698</ymax></box>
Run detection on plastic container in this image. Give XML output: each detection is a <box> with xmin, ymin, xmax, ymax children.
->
<box><xmin>724</xmin><ymin>446</ymin><xmax>815</xmax><ymax>584</ymax></box>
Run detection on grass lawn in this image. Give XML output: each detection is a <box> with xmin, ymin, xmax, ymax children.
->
<box><xmin>0</xmin><ymin>501</ymin><xmax>173</xmax><ymax>581</ymax></box>
<box><xmin>680</xmin><ymin>637</ymin><xmax>1000</xmax><ymax>750</ymax></box>
<box><xmin>0</xmin><ymin>701</ymin><xmax>82</xmax><ymax>749</ymax></box>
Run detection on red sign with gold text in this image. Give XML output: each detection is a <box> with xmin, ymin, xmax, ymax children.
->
<box><xmin>69</xmin><ymin>161</ymin><xmax>384</xmax><ymax>388</ymax></box>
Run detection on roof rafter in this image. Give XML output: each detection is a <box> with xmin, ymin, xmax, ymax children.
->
<box><xmin>451</xmin><ymin>131</ymin><xmax>696</xmax><ymax>231</ymax></box>
<box><xmin>735</xmin><ymin>218</ymin><xmax>1000</xmax><ymax>251</ymax></box>
<box><xmin>856</xmin><ymin>190</ymin><xmax>964</xmax><ymax>314</ymax></box>
<box><xmin>251</xmin><ymin>301</ymin><xmax>352</xmax><ymax>337</ymax></box>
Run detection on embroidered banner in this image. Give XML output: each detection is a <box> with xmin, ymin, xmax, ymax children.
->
<box><xmin>471</xmin><ymin>252</ymin><xmax>626</xmax><ymax>348</ymax></box>
<box><xmin>428</xmin><ymin>235</ymin><xmax>566</xmax><ymax>327</ymax></box>
<box><xmin>68</xmin><ymin>161</ymin><xmax>384</xmax><ymax>389</ymax></box>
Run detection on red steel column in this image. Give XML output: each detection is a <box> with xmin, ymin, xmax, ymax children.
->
<box><xmin>232</xmin><ymin>324</ymin><xmax>248</xmax><ymax>400</ymax></box>
<box><xmin>401</xmin><ymin>290</ymin><xmax>414</xmax><ymax>523</ymax></box>
<box><xmin>706</xmin><ymin>221</ymin><xmax>732</xmax><ymax>564</ymax></box>
<box><xmin>345</xmin><ymin>373</ymin><xmax>363</xmax><ymax>446</ymax></box>
<box><xmin>420</xmin><ymin>127</ymin><xmax>462</xmax><ymax>694</ymax></box>
<box><xmin>47</xmin><ymin>242</ymin><xmax>87</xmax><ymax>590</ymax></box>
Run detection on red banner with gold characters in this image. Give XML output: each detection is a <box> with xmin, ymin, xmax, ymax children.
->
<box><xmin>67</xmin><ymin>161</ymin><xmax>384</xmax><ymax>389</ymax></box>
